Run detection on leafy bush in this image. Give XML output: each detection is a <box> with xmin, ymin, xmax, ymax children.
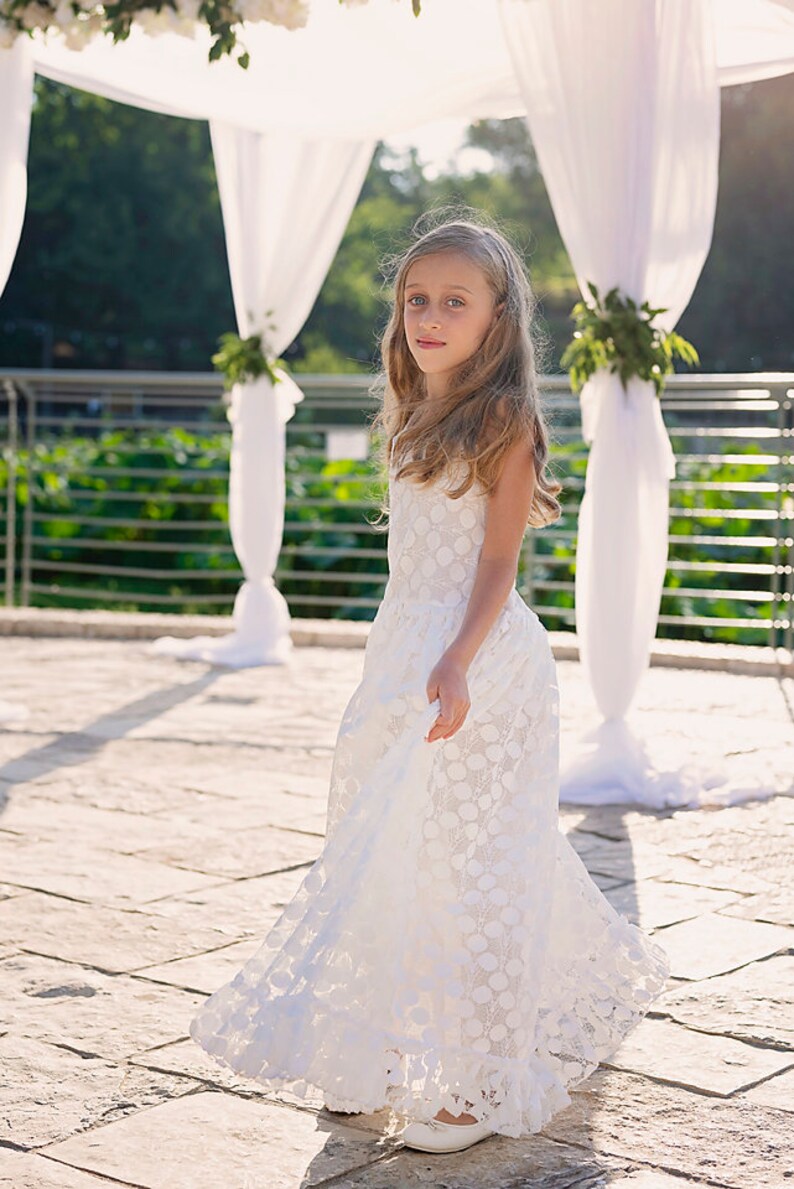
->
<box><xmin>0</xmin><ymin>428</ymin><xmax>786</xmax><ymax>644</ymax></box>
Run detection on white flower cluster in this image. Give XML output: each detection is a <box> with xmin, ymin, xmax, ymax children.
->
<box><xmin>0</xmin><ymin>0</ymin><xmax>311</xmax><ymax>52</ymax></box>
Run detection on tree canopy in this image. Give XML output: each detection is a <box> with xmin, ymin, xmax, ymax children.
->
<box><xmin>1</xmin><ymin>71</ymin><xmax>792</xmax><ymax>375</ymax></box>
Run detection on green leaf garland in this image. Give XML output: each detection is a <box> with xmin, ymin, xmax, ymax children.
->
<box><xmin>211</xmin><ymin>311</ymin><xmax>285</xmax><ymax>392</ymax></box>
<box><xmin>560</xmin><ymin>281</ymin><xmax>700</xmax><ymax>397</ymax></box>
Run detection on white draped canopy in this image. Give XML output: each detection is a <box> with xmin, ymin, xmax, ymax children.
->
<box><xmin>2</xmin><ymin>0</ymin><xmax>793</xmax><ymax>806</ymax></box>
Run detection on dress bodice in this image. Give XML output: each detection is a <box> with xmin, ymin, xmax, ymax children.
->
<box><xmin>384</xmin><ymin>449</ymin><xmax>488</xmax><ymax>609</ymax></box>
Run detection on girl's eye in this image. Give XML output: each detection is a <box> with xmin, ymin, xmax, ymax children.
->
<box><xmin>406</xmin><ymin>296</ymin><xmax>464</xmax><ymax>307</ymax></box>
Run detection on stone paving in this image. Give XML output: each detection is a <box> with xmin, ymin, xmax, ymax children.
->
<box><xmin>0</xmin><ymin>634</ymin><xmax>792</xmax><ymax>1189</ymax></box>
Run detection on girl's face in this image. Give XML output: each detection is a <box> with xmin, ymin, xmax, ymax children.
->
<box><xmin>403</xmin><ymin>250</ymin><xmax>501</xmax><ymax>397</ymax></box>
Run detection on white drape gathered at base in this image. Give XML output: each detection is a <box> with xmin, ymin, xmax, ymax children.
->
<box><xmin>500</xmin><ymin>0</ymin><xmax>725</xmax><ymax>807</ymax></box>
<box><xmin>152</xmin><ymin>129</ymin><xmax>375</xmax><ymax>667</ymax></box>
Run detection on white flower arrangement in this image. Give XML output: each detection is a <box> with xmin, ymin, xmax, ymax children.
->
<box><xmin>0</xmin><ymin>0</ymin><xmax>416</xmax><ymax>64</ymax></box>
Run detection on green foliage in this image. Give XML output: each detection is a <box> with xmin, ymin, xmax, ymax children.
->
<box><xmin>211</xmin><ymin>312</ymin><xmax>285</xmax><ymax>390</ymax></box>
<box><xmin>2</xmin><ymin>76</ymin><xmax>793</xmax><ymax>374</ymax></box>
<box><xmin>678</xmin><ymin>74</ymin><xmax>794</xmax><ymax>371</ymax></box>
<box><xmin>0</xmin><ymin>79</ymin><xmax>234</xmax><ymax>372</ymax></box>
<box><xmin>291</xmin><ymin>335</ymin><xmax>368</xmax><ymax>374</ymax></box>
<box><xmin>1</xmin><ymin>426</ymin><xmax>392</xmax><ymax>618</ymax></box>
<box><xmin>0</xmin><ymin>429</ymin><xmax>783</xmax><ymax>643</ymax></box>
<box><xmin>517</xmin><ymin>437</ymin><xmax>784</xmax><ymax>648</ymax></box>
<box><xmin>561</xmin><ymin>281</ymin><xmax>700</xmax><ymax>396</ymax></box>
<box><xmin>3</xmin><ymin>0</ymin><xmax>274</xmax><ymax>68</ymax></box>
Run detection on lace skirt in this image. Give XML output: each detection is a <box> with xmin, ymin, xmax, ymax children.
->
<box><xmin>189</xmin><ymin>594</ymin><xmax>671</xmax><ymax>1138</ymax></box>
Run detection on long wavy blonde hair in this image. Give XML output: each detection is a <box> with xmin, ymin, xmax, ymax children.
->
<box><xmin>369</xmin><ymin>213</ymin><xmax>562</xmax><ymax>529</ymax></box>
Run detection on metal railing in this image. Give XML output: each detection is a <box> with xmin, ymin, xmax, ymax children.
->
<box><xmin>0</xmin><ymin>368</ymin><xmax>791</xmax><ymax>648</ymax></box>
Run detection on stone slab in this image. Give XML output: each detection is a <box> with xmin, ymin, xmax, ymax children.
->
<box><xmin>171</xmin><ymin>784</ymin><xmax>328</xmax><ymax>835</ymax></box>
<box><xmin>541</xmin><ymin>1067</ymin><xmax>794</xmax><ymax>1188</ymax></box>
<box><xmin>0</xmin><ymin>1148</ymin><xmax>140</xmax><ymax>1187</ymax></box>
<box><xmin>740</xmin><ymin>1066</ymin><xmax>794</xmax><ymax>1112</ymax></box>
<box><xmin>603</xmin><ymin>1174</ymin><xmax>715</xmax><ymax>1189</ymax></box>
<box><xmin>559</xmin><ymin>805</ymin><xmax>641</xmax><ymax>843</ymax></box>
<box><xmin>328</xmin><ymin>1143</ymin><xmax>631</xmax><ymax>1189</ymax></box>
<box><xmin>136</xmin><ymin>936</ymin><xmax>261</xmax><ymax>994</ymax></box>
<box><xmin>654</xmin><ymin>954</ymin><xmax>794</xmax><ymax>1049</ymax></box>
<box><xmin>15</xmin><ymin>765</ymin><xmax>225</xmax><ymax>818</ymax></box>
<box><xmin>721</xmin><ymin>884</ymin><xmax>794</xmax><ymax>928</ymax></box>
<box><xmin>602</xmin><ymin>1015</ymin><xmax>794</xmax><ymax>1095</ymax></box>
<box><xmin>0</xmin><ymin>881</ymin><xmax>33</xmax><ymax>901</ymax></box>
<box><xmin>649</xmin><ymin>795</ymin><xmax>794</xmax><ymax>857</ymax></box>
<box><xmin>603</xmin><ymin>878</ymin><xmax>744</xmax><ymax>930</ymax></box>
<box><xmin>129</xmin><ymin>1035</ymin><xmax>273</xmax><ymax>1096</ymax></box>
<box><xmin>0</xmin><ymin>835</ymin><xmax>220</xmax><ymax>908</ymax></box>
<box><xmin>0</xmin><ymin>1033</ymin><xmax>194</xmax><ymax>1150</ymax></box>
<box><xmin>649</xmin><ymin>912</ymin><xmax>792</xmax><ymax>980</ymax></box>
<box><xmin>566</xmin><ymin>835</ymin><xmax>671</xmax><ymax>882</ymax></box>
<box><xmin>0</xmin><ymin>795</ymin><xmax>213</xmax><ymax>855</ymax></box>
<box><xmin>590</xmin><ymin>873</ymin><xmax>630</xmax><ymax>893</ymax></box>
<box><xmin>134</xmin><ymin>823</ymin><xmax>321</xmax><ymax>879</ymax></box>
<box><xmin>0</xmin><ymin>736</ymin><xmax>75</xmax><ymax>787</ymax></box>
<box><xmin>1</xmin><ymin>953</ymin><xmax>204</xmax><ymax>1062</ymax></box>
<box><xmin>645</xmin><ymin>855</ymin><xmax>772</xmax><ymax>896</ymax></box>
<box><xmin>142</xmin><ymin>866</ymin><xmax>309</xmax><ymax>939</ymax></box>
<box><xmin>41</xmin><ymin>1091</ymin><xmax>399</xmax><ymax>1189</ymax></box>
<box><xmin>0</xmin><ymin>891</ymin><xmax>236</xmax><ymax>975</ymax></box>
<box><xmin>128</xmin><ymin>1037</ymin><xmax>395</xmax><ymax>1133</ymax></box>
<box><xmin>192</xmin><ymin>766</ymin><xmax>330</xmax><ymax>802</ymax></box>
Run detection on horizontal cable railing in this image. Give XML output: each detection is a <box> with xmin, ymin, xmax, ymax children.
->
<box><xmin>0</xmin><ymin>369</ymin><xmax>791</xmax><ymax>649</ymax></box>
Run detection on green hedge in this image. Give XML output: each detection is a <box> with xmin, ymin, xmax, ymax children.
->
<box><xmin>0</xmin><ymin>428</ymin><xmax>787</xmax><ymax>644</ymax></box>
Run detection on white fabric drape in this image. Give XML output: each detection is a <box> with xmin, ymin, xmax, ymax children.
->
<box><xmin>0</xmin><ymin>38</ymin><xmax>33</xmax><ymax>725</ymax></box>
<box><xmin>500</xmin><ymin>0</ymin><xmax>723</xmax><ymax>806</ymax></box>
<box><xmin>0</xmin><ymin>37</ymin><xmax>33</xmax><ymax>299</ymax></box>
<box><xmin>24</xmin><ymin>1</ymin><xmax>794</xmax><ymax>137</ymax></box>
<box><xmin>152</xmin><ymin>128</ymin><xmax>374</xmax><ymax>666</ymax></box>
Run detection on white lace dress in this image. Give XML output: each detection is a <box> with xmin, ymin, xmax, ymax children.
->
<box><xmin>189</xmin><ymin>449</ymin><xmax>671</xmax><ymax>1138</ymax></box>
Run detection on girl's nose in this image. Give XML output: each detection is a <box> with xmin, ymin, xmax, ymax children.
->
<box><xmin>419</xmin><ymin>311</ymin><xmax>442</xmax><ymax>330</ymax></box>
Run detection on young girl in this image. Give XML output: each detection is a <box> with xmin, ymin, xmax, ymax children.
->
<box><xmin>189</xmin><ymin>215</ymin><xmax>671</xmax><ymax>1154</ymax></box>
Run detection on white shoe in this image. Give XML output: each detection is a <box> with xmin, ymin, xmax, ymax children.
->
<box><xmin>401</xmin><ymin>1116</ymin><xmax>494</xmax><ymax>1153</ymax></box>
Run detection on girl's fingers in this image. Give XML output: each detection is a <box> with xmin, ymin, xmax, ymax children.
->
<box><xmin>427</xmin><ymin>703</ymin><xmax>470</xmax><ymax>741</ymax></box>
<box><xmin>443</xmin><ymin>711</ymin><xmax>468</xmax><ymax>739</ymax></box>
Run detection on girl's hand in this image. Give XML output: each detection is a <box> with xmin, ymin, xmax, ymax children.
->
<box><xmin>425</xmin><ymin>651</ymin><xmax>471</xmax><ymax>742</ymax></box>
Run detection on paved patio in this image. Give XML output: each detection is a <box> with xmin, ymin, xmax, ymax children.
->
<box><xmin>0</xmin><ymin>634</ymin><xmax>792</xmax><ymax>1188</ymax></box>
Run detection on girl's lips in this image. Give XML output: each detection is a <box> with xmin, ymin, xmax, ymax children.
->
<box><xmin>417</xmin><ymin>339</ymin><xmax>446</xmax><ymax>349</ymax></box>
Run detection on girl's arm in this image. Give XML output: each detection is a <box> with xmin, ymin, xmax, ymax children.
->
<box><xmin>425</xmin><ymin>433</ymin><xmax>536</xmax><ymax>742</ymax></box>
<box><xmin>448</xmin><ymin>432</ymin><xmax>537</xmax><ymax>668</ymax></box>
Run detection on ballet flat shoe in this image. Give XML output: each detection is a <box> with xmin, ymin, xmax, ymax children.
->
<box><xmin>401</xmin><ymin>1117</ymin><xmax>494</xmax><ymax>1153</ymax></box>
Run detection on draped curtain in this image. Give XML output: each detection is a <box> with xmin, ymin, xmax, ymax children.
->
<box><xmin>499</xmin><ymin>0</ymin><xmax>721</xmax><ymax>805</ymax></box>
<box><xmin>0</xmin><ymin>37</ymin><xmax>33</xmax><ymax>299</ymax></box>
<box><xmin>153</xmin><ymin>128</ymin><xmax>375</xmax><ymax>666</ymax></box>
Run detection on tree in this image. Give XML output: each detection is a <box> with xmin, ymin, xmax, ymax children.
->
<box><xmin>2</xmin><ymin>73</ymin><xmax>792</xmax><ymax>376</ymax></box>
<box><xmin>0</xmin><ymin>79</ymin><xmax>234</xmax><ymax>371</ymax></box>
<box><xmin>677</xmin><ymin>72</ymin><xmax>794</xmax><ymax>372</ymax></box>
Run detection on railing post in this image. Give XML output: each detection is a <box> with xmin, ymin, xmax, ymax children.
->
<box><xmin>3</xmin><ymin>380</ymin><xmax>17</xmax><ymax>606</ymax></box>
<box><xmin>785</xmin><ymin>384</ymin><xmax>794</xmax><ymax>654</ymax></box>
<box><xmin>20</xmin><ymin>384</ymin><xmax>34</xmax><ymax>609</ymax></box>
<box><xmin>771</xmin><ymin>380</ymin><xmax>784</xmax><ymax>651</ymax></box>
